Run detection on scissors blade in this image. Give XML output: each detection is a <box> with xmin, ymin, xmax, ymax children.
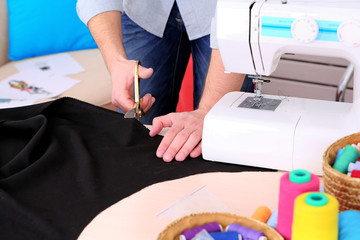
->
<box><xmin>124</xmin><ymin>107</ymin><xmax>137</xmax><ymax>119</ymax></box>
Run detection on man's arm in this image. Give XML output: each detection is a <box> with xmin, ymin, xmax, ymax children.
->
<box><xmin>150</xmin><ymin>49</ymin><xmax>245</xmax><ymax>162</ymax></box>
<box><xmin>87</xmin><ymin>11</ymin><xmax>155</xmax><ymax>112</ymax></box>
<box><xmin>197</xmin><ymin>49</ymin><xmax>245</xmax><ymax>113</ymax></box>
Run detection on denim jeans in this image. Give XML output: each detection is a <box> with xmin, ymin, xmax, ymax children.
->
<box><xmin>121</xmin><ymin>3</ymin><xmax>253</xmax><ymax>124</ymax></box>
<box><xmin>121</xmin><ymin>3</ymin><xmax>209</xmax><ymax>124</ymax></box>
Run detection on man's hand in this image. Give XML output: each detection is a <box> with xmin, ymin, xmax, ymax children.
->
<box><xmin>148</xmin><ymin>49</ymin><xmax>245</xmax><ymax>163</ymax></box>
<box><xmin>109</xmin><ymin>59</ymin><xmax>155</xmax><ymax>113</ymax></box>
<box><xmin>87</xmin><ymin>11</ymin><xmax>156</xmax><ymax>114</ymax></box>
<box><xmin>149</xmin><ymin>109</ymin><xmax>208</xmax><ymax>162</ymax></box>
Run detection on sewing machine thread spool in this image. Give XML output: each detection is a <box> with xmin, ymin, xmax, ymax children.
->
<box><xmin>292</xmin><ymin>192</ymin><xmax>338</xmax><ymax>240</ymax></box>
<box><xmin>251</xmin><ymin>206</ymin><xmax>272</xmax><ymax>223</ymax></box>
<box><xmin>209</xmin><ymin>231</ymin><xmax>242</xmax><ymax>240</ymax></box>
<box><xmin>339</xmin><ymin>210</ymin><xmax>360</xmax><ymax>240</ymax></box>
<box><xmin>180</xmin><ymin>222</ymin><xmax>222</xmax><ymax>240</ymax></box>
<box><xmin>334</xmin><ymin>148</ymin><xmax>344</xmax><ymax>164</ymax></box>
<box><xmin>333</xmin><ymin>145</ymin><xmax>360</xmax><ymax>173</ymax></box>
<box><xmin>351</xmin><ymin>144</ymin><xmax>359</xmax><ymax>150</ymax></box>
<box><xmin>226</xmin><ymin>223</ymin><xmax>267</xmax><ymax>240</ymax></box>
<box><xmin>350</xmin><ymin>170</ymin><xmax>360</xmax><ymax>178</ymax></box>
<box><xmin>348</xmin><ymin>161</ymin><xmax>360</xmax><ymax>172</ymax></box>
<box><xmin>277</xmin><ymin>170</ymin><xmax>320</xmax><ymax>240</ymax></box>
<box><xmin>266</xmin><ymin>209</ymin><xmax>278</xmax><ymax>229</ymax></box>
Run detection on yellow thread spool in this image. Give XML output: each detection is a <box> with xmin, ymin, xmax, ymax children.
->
<box><xmin>292</xmin><ymin>192</ymin><xmax>338</xmax><ymax>240</ymax></box>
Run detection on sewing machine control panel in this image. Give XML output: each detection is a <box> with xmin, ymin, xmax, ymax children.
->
<box><xmin>291</xmin><ymin>16</ymin><xmax>319</xmax><ymax>44</ymax></box>
<box><xmin>261</xmin><ymin>16</ymin><xmax>360</xmax><ymax>47</ymax></box>
<box><xmin>337</xmin><ymin>20</ymin><xmax>360</xmax><ymax>47</ymax></box>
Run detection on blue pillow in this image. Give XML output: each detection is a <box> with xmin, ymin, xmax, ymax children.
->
<box><xmin>7</xmin><ymin>0</ymin><xmax>97</xmax><ymax>61</ymax></box>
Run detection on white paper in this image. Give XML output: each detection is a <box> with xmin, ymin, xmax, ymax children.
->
<box><xmin>14</xmin><ymin>53</ymin><xmax>85</xmax><ymax>77</ymax></box>
<box><xmin>0</xmin><ymin>72</ymin><xmax>79</xmax><ymax>109</ymax></box>
<box><xmin>1</xmin><ymin>53</ymin><xmax>83</xmax><ymax>109</ymax></box>
<box><xmin>0</xmin><ymin>98</ymin><xmax>37</xmax><ymax>109</ymax></box>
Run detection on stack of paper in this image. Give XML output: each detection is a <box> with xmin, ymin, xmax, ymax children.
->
<box><xmin>0</xmin><ymin>53</ymin><xmax>83</xmax><ymax>109</ymax></box>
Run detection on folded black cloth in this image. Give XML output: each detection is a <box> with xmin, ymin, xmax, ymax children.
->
<box><xmin>0</xmin><ymin>98</ymin><xmax>271</xmax><ymax>240</ymax></box>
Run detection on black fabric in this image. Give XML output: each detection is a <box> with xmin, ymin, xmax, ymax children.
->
<box><xmin>0</xmin><ymin>98</ymin><xmax>272</xmax><ymax>240</ymax></box>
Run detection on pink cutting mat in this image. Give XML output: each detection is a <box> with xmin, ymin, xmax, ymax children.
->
<box><xmin>79</xmin><ymin>171</ymin><xmax>288</xmax><ymax>240</ymax></box>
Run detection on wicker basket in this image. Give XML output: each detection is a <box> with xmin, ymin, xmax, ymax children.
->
<box><xmin>157</xmin><ymin>212</ymin><xmax>284</xmax><ymax>240</ymax></box>
<box><xmin>322</xmin><ymin>132</ymin><xmax>360</xmax><ymax>211</ymax></box>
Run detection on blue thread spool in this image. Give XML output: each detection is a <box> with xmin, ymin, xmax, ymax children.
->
<box><xmin>226</xmin><ymin>223</ymin><xmax>267</xmax><ymax>240</ymax></box>
<box><xmin>333</xmin><ymin>145</ymin><xmax>359</xmax><ymax>173</ymax></box>
<box><xmin>210</xmin><ymin>231</ymin><xmax>242</xmax><ymax>240</ymax></box>
<box><xmin>334</xmin><ymin>148</ymin><xmax>344</xmax><ymax>164</ymax></box>
<box><xmin>339</xmin><ymin>210</ymin><xmax>360</xmax><ymax>240</ymax></box>
<box><xmin>180</xmin><ymin>222</ymin><xmax>222</xmax><ymax>240</ymax></box>
<box><xmin>266</xmin><ymin>209</ymin><xmax>278</xmax><ymax>229</ymax></box>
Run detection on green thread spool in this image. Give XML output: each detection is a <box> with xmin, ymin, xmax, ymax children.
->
<box><xmin>305</xmin><ymin>193</ymin><xmax>328</xmax><ymax>207</ymax></box>
<box><xmin>289</xmin><ymin>169</ymin><xmax>311</xmax><ymax>183</ymax></box>
<box><xmin>333</xmin><ymin>145</ymin><xmax>359</xmax><ymax>173</ymax></box>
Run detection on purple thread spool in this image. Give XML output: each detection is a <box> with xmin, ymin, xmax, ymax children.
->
<box><xmin>180</xmin><ymin>222</ymin><xmax>222</xmax><ymax>240</ymax></box>
<box><xmin>226</xmin><ymin>223</ymin><xmax>267</xmax><ymax>240</ymax></box>
<box><xmin>210</xmin><ymin>231</ymin><xmax>241</xmax><ymax>240</ymax></box>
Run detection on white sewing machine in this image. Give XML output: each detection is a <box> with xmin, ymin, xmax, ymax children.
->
<box><xmin>202</xmin><ymin>0</ymin><xmax>360</xmax><ymax>175</ymax></box>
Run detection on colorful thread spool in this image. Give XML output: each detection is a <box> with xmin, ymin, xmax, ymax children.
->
<box><xmin>266</xmin><ymin>209</ymin><xmax>278</xmax><ymax>229</ymax></box>
<box><xmin>226</xmin><ymin>223</ymin><xmax>267</xmax><ymax>240</ymax></box>
<box><xmin>277</xmin><ymin>169</ymin><xmax>320</xmax><ymax>240</ymax></box>
<box><xmin>333</xmin><ymin>145</ymin><xmax>359</xmax><ymax>173</ymax></box>
<box><xmin>292</xmin><ymin>192</ymin><xmax>338</xmax><ymax>240</ymax></box>
<box><xmin>339</xmin><ymin>210</ymin><xmax>360</xmax><ymax>240</ymax></box>
<box><xmin>350</xmin><ymin>169</ymin><xmax>360</xmax><ymax>178</ymax></box>
<box><xmin>334</xmin><ymin>148</ymin><xmax>345</xmax><ymax>164</ymax></box>
<box><xmin>210</xmin><ymin>231</ymin><xmax>241</xmax><ymax>240</ymax></box>
<box><xmin>180</xmin><ymin>222</ymin><xmax>222</xmax><ymax>240</ymax></box>
<box><xmin>251</xmin><ymin>206</ymin><xmax>272</xmax><ymax>223</ymax></box>
<box><xmin>347</xmin><ymin>161</ymin><xmax>360</xmax><ymax>172</ymax></box>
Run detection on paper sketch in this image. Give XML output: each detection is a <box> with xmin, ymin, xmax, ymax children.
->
<box><xmin>0</xmin><ymin>53</ymin><xmax>83</xmax><ymax>109</ymax></box>
<box><xmin>9</xmin><ymin>80</ymin><xmax>50</xmax><ymax>95</ymax></box>
<box><xmin>14</xmin><ymin>53</ymin><xmax>85</xmax><ymax>77</ymax></box>
<box><xmin>0</xmin><ymin>98</ymin><xmax>35</xmax><ymax>109</ymax></box>
<box><xmin>0</xmin><ymin>73</ymin><xmax>79</xmax><ymax>109</ymax></box>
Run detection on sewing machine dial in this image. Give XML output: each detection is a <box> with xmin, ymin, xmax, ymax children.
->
<box><xmin>337</xmin><ymin>20</ymin><xmax>360</xmax><ymax>47</ymax></box>
<box><xmin>291</xmin><ymin>16</ymin><xmax>319</xmax><ymax>43</ymax></box>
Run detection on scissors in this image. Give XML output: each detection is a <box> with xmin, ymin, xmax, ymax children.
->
<box><xmin>124</xmin><ymin>60</ymin><xmax>144</xmax><ymax>120</ymax></box>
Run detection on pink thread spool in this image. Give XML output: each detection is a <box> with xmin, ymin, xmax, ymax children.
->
<box><xmin>277</xmin><ymin>170</ymin><xmax>320</xmax><ymax>240</ymax></box>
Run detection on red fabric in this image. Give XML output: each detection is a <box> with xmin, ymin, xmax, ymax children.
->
<box><xmin>176</xmin><ymin>55</ymin><xmax>194</xmax><ymax>112</ymax></box>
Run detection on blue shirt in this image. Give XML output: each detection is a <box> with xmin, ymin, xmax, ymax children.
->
<box><xmin>76</xmin><ymin>0</ymin><xmax>217</xmax><ymax>41</ymax></box>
